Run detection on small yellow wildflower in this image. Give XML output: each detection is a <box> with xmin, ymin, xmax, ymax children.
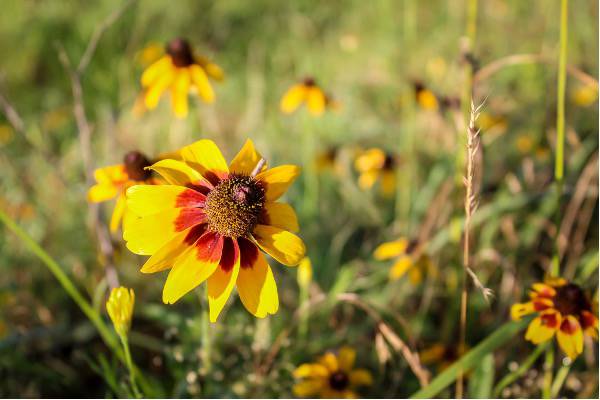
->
<box><xmin>572</xmin><ymin>85</ymin><xmax>598</xmax><ymax>107</ymax></box>
<box><xmin>293</xmin><ymin>346</ymin><xmax>373</xmax><ymax>398</ymax></box>
<box><xmin>374</xmin><ymin>237</ymin><xmax>434</xmax><ymax>283</ymax></box>
<box><xmin>354</xmin><ymin>148</ymin><xmax>397</xmax><ymax>197</ymax></box>
<box><xmin>106</xmin><ymin>287</ymin><xmax>135</xmax><ymax>337</ymax></box>
<box><xmin>280</xmin><ymin>77</ymin><xmax>337</xmax><ymax>116</ymax></box>
<box><xmin>413</xmin><ymin>81</ymin><xmax>439</xmax><ymax>111</ymax></box>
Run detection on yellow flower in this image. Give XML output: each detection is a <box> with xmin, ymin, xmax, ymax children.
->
<box><xmin>293</xmin><ymin>346</ymin><xmax>373</xmax><ymax>398</ymax></box>
<box><xmin>135</xmin><ymin>41</ymin><xmax>164</xmax><ymax>67</ymax></box>
<box><xmin>374</xmin><ymin>237</ymin><xmax>434</xmax><ymax>283</ymax></box>
<box><xmin>515</xmin><ymin>134</ymin><xmax>534</xmax><ymax>154</ymax></box>
<box><xmin>477</xmin><ymin>111</ymin><xmax>507</xmax><ymax>134</ymax></box>
<box><xmin>413</xmin><ymin>81</ymin><xmax>439</xmax><ymax>111</ymax></box>
<box><xmin>140</xmin><ymin>38</ymin><xmax>223</xmax><ymax>118</ymax></box>
<box><xmin>354</xmin><ymin>148</ymin><xmax>397</xmax><ymax>197</ymax></box>
<box><xmin>106</xmin><ymin>287</ymin><xmax>135</xmax><ymax>337</ymax></box>
<box><xmin>572</xmin><ymin>85</ymin><xmax>598</xmax><ymax>107</ymax></box>
<box><xmin>298</xmin><ymin>257</ymin><xmax>312</xmax><ymax>289</ymax></box>
<box><xmin>420</xmin><ymin>343</ymin><xmax>467</xmax><ymax>372</ymax></box>
<box><xmin>87</xmin><ymin>151</ymin><xmax>157</xmax><ymax>233</ymax></box>
<box><xmin>0</xmin><ymin>124</ymin><xmax>14</xmax><ymax>146</ymax></box>
<box><xmin>280</xmin><ymin>77</ymin><xmax>337</xmax><ymax>116</ymax></box>
<box><xmin>511</xmin><ymin>279</ymin><xmax>598</xmax><ymax>359</ymax></box>
<box><xmin>123</xmin><ymin>139</ymin><xmax>305</xmax><ymax>322</ymax></box>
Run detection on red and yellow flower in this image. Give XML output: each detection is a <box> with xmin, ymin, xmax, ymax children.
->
<box><xmin>280</xmin><ymin>77</ymin><xmax>338</xmax><ymax>116</ymax></box>
<box><xmin>87</xmin><ymin>151</ymin><xmax>156</xmax><ymax>232</ymax></box>
<box><xmin>293</xmin><ymin>347</ymin><xmax>373</xmax><ymax>398</ymax></box>
<box><xmin>374</xmin><ymin>237</ymin><xmax>434</xmax><ymax>283</ymax></box>
<box><xmin>139</xmin><ymin>38</ymin><xmax>223</xmax><ymax>118</ymax></box>
<box><xmin>123</xmin><ymin>139</ymin><xmax>305</xmax><ymax>322</ymax></box>
<box><xmin>511</xmin><ymin>278</ymin><xmax>598</xmax><ymax>359</ymax></box>
<box><xmin>354</xmin><ymin>148</ymin><xmax>397</xmax><ymax>197</ymax></box>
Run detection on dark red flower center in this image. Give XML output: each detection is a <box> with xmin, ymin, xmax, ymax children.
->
<box><xmin>303</xmin><ymin>76</ymin><xmax>316</xmax><ymax>87</ymax></box>
<box><xmin>123</xmin><ymin>151</ymin><xmax>152</xmax><ymax>181</ymax></box>
<box><xmin>383</xmin><ymin>154</ymin><xmax>396</xmax><ymax>170</ymax></box>
<box><xmin>329</xmin><ymin>371</ymin><xmax>349</xmax><ymax>391</ymax></box>
<box><xmin>553</xmin><ymin>283</ymin><xmax>592</xmax><ymax>317</ymax></box>
<box><xmin>204</xmin><ymin>174</ymin><xmax>265</xmax><ymax>238</ymax></box>
<box><xmin>166</xmin><ymin>38</ymin><xmax>195</xmax><ymax>68</ymax></box>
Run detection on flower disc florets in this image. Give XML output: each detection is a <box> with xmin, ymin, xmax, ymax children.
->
<box><xmin>166</xmin><ymin>38</ymin><xmax>194</xmax><ymax>67</ymax></box>
<box><xmin>554</xmin><ymin>283</ymin><xmax>592</xmax><ymax>317</ymax></box>
<box><xmin>204</xmin><ymin>174</ymin><xmax>265</xmax><ymax>238</ymax></box>
<box><xmin>329</xmin><ymin>371</ymin><xmax>349</xmax><ymax>391</ymax></box>
<box><xmin>124</xmin><ymin>151</ymin><xmax>152</xmax><ymax>181</ymax></box>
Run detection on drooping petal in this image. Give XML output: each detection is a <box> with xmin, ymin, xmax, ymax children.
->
<box><xmin>556</xmin><ymin>315</ymin><xmax>584</xmax><ymax>359</ymax></box>
<box><xmin>190</xmin><ymin>64</ymin><xmax>215</xmax><ymax>103</ymax></box>
<box><xmin>354</xmin><ymin>149</ymin><xmax>386</xmax><ymax>172</ymax></box>
<box><xmin>280</xmin><ymin>84</ymin><xmax>307</xmax><ymax>114</ymax></box>
<box><xmin>338</xmin><ymin>346</ymin><xmax>356</xmax><ymax>372</ymax></box>
<box><xmin>318</xmin><ymin>352</ymin><xmax>339</xmax><ymax>372</ymax></box>
<box><xmin>256</xmin><ymin>165</ymin><xmax>301</xmax><ymax>201</ymax></box>
<box><xmin>140</xmin><ymin>228</ymin><xmax>203</xmax><ymax>273</ymax></box>
<box><xmin>531</xmin><ymin>283</ymin><xmax>557</xmax><ymax>299</ymax></box>
<box><xmin>179</xmin><ymin>139</ymin><xmax>229</xmax><ymax>179</ymax></box>
<box><xmin>380</xmin><ymin>170</ymin><xmax>396</xmax><ymax>196</ymax></box>
<box><xmin>88</xmin><ymin>183</ymin><xmax>120</xmax><ymax>203</ymax></box>
<box><xmin>207</xmin><ymin>238</ymin><xmax>240</xmax><ymax>322</ymax></box>
<box><xmin>109</xmin><ymin>193</ymin><xmax>127</xmax><ymax>233</ymax></box>
<box><xmin>510</xmin><ymin>302</ymin><xmax>535</xmax><ymax>321</ymax></box>
<box><xmin>348</xmin><ymin>369</ymin><xmax>373</xmax><ymax>386</ymax></box>
<box><xmin>374</xmin><ymin>239</ymin><xmax>409</xmax><ymax>260</ymax></box>
<box><xmin>237</xmin><ymin>251</ymin><xmax>279</xmax><ymax>318</ymax></box>
<box><xmin>124</xmin><ymin>208</ymin><xmax>190</xmax><ymax>255</ymax></box>
<box><xmin>170</xmin><ymin>69</ymin><xmax>191</xmax><ymax>118</ymax></box>
<box><xmin>292</xmin><ymin>379</ymin><xmax>325</xmax><ymax>397</ymax></box>
<box><xmin>127</xmin><ymin>185</ymin><xmax>204</xmax><ymax>217</ymax></box>
<box><xmin>144</xmin><ymin>68</ymin><xmax>175</xmax><ymax>109</ymax></box>
<box><xmin>162</xmin><ymin>231</ymin><xmax>224</xmax><ymax>304</ymax></box>
<box><xmin>141</xmin><ymin>56</ymin><xmax>172</xmax><ymax>87</ymax></box>
<box><xmin>525</xmin><ymin>312</ymin><xmax>561</xmax><ymax>344</ymax></box>
<box><xmin>253</xmin><ymin>224</ymin><xmax>305</xmax><ymax>266</ymax></box>
<box><xmin>408</xmin><ymin>266</ymin><xmax>423</xmax><ymax>285</ymax></box>
<box><xmin>306</xmin><ymin>87</ymin><xmax>326</xmax><ymax>116</ymax></box>
<box><xmin>389</xmin><ymin>256</ymin><xmax>413</xmax><ymax>280</ymax></box>
<box><xmin>260</xmin><ymin>202</ymin><xmax>299</xmax><ymax>232</ymax></box>
<box><xmin>581</xmin><ymin>310</ymin><xmax>599</xmax><ymax>339</ymax></box>
<box><xmin>293</xmin><ymin>363</ymin><xmax>330</xmax><ymax>379</ymax></box>
<box><xmin>358</xmin><ymin>170</ymin><xmax>379</xmax><ymax>190</ymax></box>
<box><xmin>148</xmin><ymin>159</ymin><xmax>204</xmax><ymax>186</ymax></box>
<box><xmin>229</xmin><ymin>139</ymin><xmax>265</xmax><ymax>175</ymax></box>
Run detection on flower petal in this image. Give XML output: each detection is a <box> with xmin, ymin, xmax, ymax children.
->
<box><xmin>557</xmin><ymin>315</ymin><xmax>584</xmax><ymax>359</ymax></box>
<box><xmin>179</xmin><ymin>139</ymin><xmax>229</xmax><ymax>178</ymax></box>
<box><xmin>237</xmin><ymin>251</ymin><xmax>279</xmax><ymax>318</ymax></box>
<box><xmin>292</xmin><ymin>379</ymin><xmax>325</xmax><ymax>397</ymax></box>
<box><xmin>144</xmin><ymin>68</ymin><xmax>175</xmax><ymax>109</ymax></box>
<box><xmin>306</xmin><ymin>87</ymin><xmax>326</xmax><ymax>116</ymax></box>
<box><xmin>338</xmin><ymin>346</ymin><xmax>356</xmax><ymax>372</ymax></box>
<box><xmin>140</xmin><ymin>228</ymin><xmax>202</xmax><ymax>273</ymax></box>
<box><xmin>127</xmin><ymin>185</ymin><xmax>203</xmax><ymax>217</ymax></box>
<box><xmin>510</xmin><ymin>302</ymin><xmax>535</xmax><ymax>321</ymax></box>
<box><xmin>319</xmin><ymin>352</ymin><xmax>339</xmax><ymax>372</ymax></box>
<box><xmin>109</xmin><ymin>193</ymin><xmax>127</xmax><ymax>233</ymax></box>
<box><xmin>525</xmin><ymin>312</ymin><xmax>560</xmax><ymax>344</ymax></box>
<box><xmin>123</xmin><ymin>208</ymin><xmax>187</xmax><ymax>255</ymax></box>
<box><xmin>389</xmin><ymin>256</ymin><xmax>412</xmax><ymax>280</ymax></box>
<box><xmin>256</xmin><ymin>165</ymin><xmax>301</xmax><ymax>201</ymax></box>
<box><xmin>374</xmin><ymin>239</ymin><xmax>409</xmax><ymax>260</ymax></box>
<box><xmin>293</xmin><ymin>363</ymin><xmax>329</xmax><ymax>379</ymax></box>
<box><xmin>349</xmin><ymin>369</ymin><xmax>373</xmax><ymax>386</ymax></box>
<box><xmin>87</xmin><ymin>183</ymin><xmax>120</xmax><ymax>203</ymax></box>
<box><xmin>162</xmin><ymin>231</ymin><xmax>224</xmax><ymax>304</ymax></box>
<box><xmin>207</xmin><ymin>238</ymin><xmax>240</xmax><ymax>322</ymax></box>
<box><xmin>280</xmin><ymin>84</ymin><xmax>306</xmax><ymax>114</ymax></box>
<box><xmin>148</xmin><ymin>159</ymin><xmax>204</xmax><ymax>186</ymax></box>
<box><xmin>229</xmin><ymin>139</ymin><xmax>265</xmax><ymax>175</ymax></box>
<box><xmin>141</xmin><ymin>56</ymin><xmax>172</xmax><ymax>87</ymax></box>
<box><xmin>190</xmin><ymin>64</ymin><xmax>215</xmax><ymax>103</ymax></box>
<box><xmin>170</xmin><ymin>69</ymin><xmax>190</xmax><ymax>118</ymax></box>
<box><xmin>260</xmin><ymin>202</ymin><xmax>299</xmax><ymax>232</ymax></box>
<box><xmin>253</xmin><ymin>224</ymin><xmax>305</xmax><ymax>266</ymax></box>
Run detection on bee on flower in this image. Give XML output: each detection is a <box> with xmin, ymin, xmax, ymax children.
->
<box><xmin>280</xmin><ymin>77</ymin><xmax>339</xmax><ymax>116</ymax></box>
<box><xmin>139</xmin><ymin>38</ymin><xmax>224</xmax><ymax>118</ymax></box>
<box><xmin>106</xmin><ymin>286</ymin><xmax>135</xmax><ymax>337</ymax></box>
<box><xmin>293</xmin><ymin>346</ymin><xmax>373</xmax><ymax>398</ymax></box>
<box><xmin>354</xmin><ymin>148</ymin><xmax>398</xmax><ymax>197</ymax></box>
<box><xmin>123</xmin><ymin>139</ymin><xmax>305</xmax><ymax>322</ymax></box>
<box><xmin>511</xmin><ymin>278</ymin><xmax>598</xmax><ymax>359</ymax></box>
<box><xmin>88</xmin><ymin>151</ymin><xmax>157</xmax><ymax>232</ymax></box>
<box><xmin>373</xmin><ymin>237</ymin><xmax>435</xmax><ymax>283</ymax></box>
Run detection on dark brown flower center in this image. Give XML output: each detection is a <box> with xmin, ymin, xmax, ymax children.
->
<box><xmin>303</xmin><ymin>76</ymin><xmax>316</xmax><ymax>86</ymax></box>
<box><xmin>166</xmin><ymin>38</ymin><xmax>194</xmax><ymax>68</ymax></box>
<box><xmin>123</xmin><ymin>151</ymin><xmax>152</xmax><ymax>181</ymax></box>
<box><xmin>383</xmin><ymin>154</ymin><xmax>396</xmax><ymax>170</ymax></box>
<box><xmin>204</xmin><ymin>174</ymin><xmax>265</xmax><ymax>238</ymax></box>
<box><xmin>329</xmin><ymin>371</ymin><xmax>349</xmax><ymax>391</ymax></box>
<box><xmin>553</xmin><ymin>283</ymin><xmax>591</xmax><ymax>317</ymax></box>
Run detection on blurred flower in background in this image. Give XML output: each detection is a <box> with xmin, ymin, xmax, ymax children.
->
<box><xmin>571</xmin><ymin>84</ymin><xmax>599</xmax><ymax>107</ymax></box>
<box><xmin>374</xmin><ymin>237</ymin><xmax>435</xmax><ymax>283</ymax></box>
<box><xmin>280</xmin><ymin>77</ymin><xmax>338</xmax><ymax>116</ymax></box>
<box><xmin>354</xmin><ymin>147</ymin><xmax>397</xmax><ymax>197</ymax></box>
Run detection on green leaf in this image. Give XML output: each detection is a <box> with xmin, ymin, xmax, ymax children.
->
<box><xmin>468</xmin><ymin>353</ymin><xmax>494</xmax><ymax>398</ymax></box>
<box><xmin>410</xmin><ymin>319</ymin><xmax>530</xmax><ymax>399</ymax></box>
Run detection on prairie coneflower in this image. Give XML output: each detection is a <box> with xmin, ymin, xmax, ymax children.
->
<box><xmin>106</xmin><ymin>287</ymin><xmax>135</xmax><ymax>337</ymax></box>
<box><xmin>511</xmin><ymin>279</ymin><xmax>598</xmax><ymax>359</ymax></box>
<box><xmin>374</xmin><ymin>238</ymin><xmax>434</xmax><ymax>283</ymax></box>
<box><xmin>420</xmin><ymin>342</ymin><xmax>466</xmax><ymax>372</ymax></box>
<box><xmin>88</xmin><ymin>151</ymin><xmax>156</xmax><ymax>232</ymax></box>
<box><xmin>140</xmin><ymin>38</ymin><xmax>223</xmax><ymax>118</ymax></box>
<box><xmin>354</xmin><ymin>148</ymin><xmax>397</xmax><ymax>197</ymax></box>
<box><xmin>124</xmin><ymin>139</ymin><xmax>305</xmax><ymax>322</ymax></box>
<box><xmin>293</xmin><ymin>347</ymin><xmax>373</xmax><ymax>398</ymax></box>
<box><xmin>413</xmin><ymin>81</ymin><xmax>439</xmax><ymax>111</ymax></box>
<box><xmin>280</xmin><ymin>77</ymin><xmax>337</xmax><ymax>116</ymax></box>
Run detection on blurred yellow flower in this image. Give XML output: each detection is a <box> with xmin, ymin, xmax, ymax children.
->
<box><xmin>87</xmin><ymin>151</ymin><xmax>157</xmax><ymax>232</ymax></box>
<box><xmin>280</xmin><ymin>77</ymin><xmax>337</xmax><ymax>116</ymax></box>
<box><xmin>515</xmin><ymin>134</ymin><xmax>534</xmax><ymax>154</ymax></box>
<box><xmin>420</xmin><ymin>342</ymin><xmax>465</xmax><ymax>372</ymax></box>
<box><xmin>106</xmin><ymin>286</ymin><xmax>135</xmax><ymax>337</ymax></box>
<box><xmin>354</xmin><ymin>148</ymin><xmax>397</xmax><ymax>197</ymax></box>
<box><xmin>0</xmin><ymin>124</ymin><xmax>14</xmax><ymax>146</ymax></box>
<box><xmin>413</xmin><ymin>81</ymin><xmax>439</xmax><ymax>111</ymax></box>
<box><xmin>139</xmin><ymin>38</ymin><xmax>223</xmax><ymax>118</ymax></box>
<box><xmin>374</xmin><ymin>237</ymin><xmax>434</xmax><ymax>283</ymax></box>
<box><xmin>123</xmin><ymin>139</ymin><xmax>305</xmax><ymax>322</ymax></box>
<box><xmin>571</xmin><ymin>85</ymin><xmax>598</xmax><ymax>107</ymax></box>
<box><xmin>135</xmin><ymin>41</ymin><xmax>164</xmax><ymax>67</ymax></box>
<box><xmin>298</xmin><ymin>257</ymin><xmax>312</xmax><ymax>289</ymax></box>
<box><xmin>477</xmin><ymin>111</ymin><xmax>507</xmax><ymax>134</ymax></box>
<box><xmin>511</xmin><ymin>279</ymin><xmax>598</xmax><ymax>359</ymax></box>
<box><xmin>293</xmin><ymin>346</ymin><xmax>373</xmax><ymax>398</ymax></box>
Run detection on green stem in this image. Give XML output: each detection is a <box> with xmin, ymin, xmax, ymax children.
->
<box><xmin>200</xmin><ymin>286</ymin><xmax>212</xmax><ymax>374</ymax></box>
<box><xmin>298</xmin><ymin>285</ymin><xmax>309</xmax><ymax>340</ymax></box>
<box><xmin>550</xmin><ymin>362</ymin><xmax>571</xmax><ymax>397</ymax></box>
<box><xmin>542</xmin><ymin>345</ymin><xmax>554</xmax><ymax>398</ymax></box>
<box><xmin>492</xmin><ymin>342</ymin><xmax>549</xmax><ymax>397</ymax></box>
<box><xmin>0</xmin><ymin>208</ymin><xmax>120</xmax><ymax>356</ymax></box>
<box><xmin>120</xmin><ymin>334</ymin><xmax>142</xmax><ymax>398</ymax></box>
<box><xmin>554</xmin><ymin>0</ymin><xmax>568</xmax><ymax>184</ymax></box>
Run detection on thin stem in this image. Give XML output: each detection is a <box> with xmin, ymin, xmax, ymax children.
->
<box><xmin>120</xmin><ymin>334</ymin><xmax>142</xmax><ymax>398</ymax></box>
<box><xmin>250</xmin><ymin>158</ymin><xmax>267</xmax><ymax>177</ymax></box>
<box><xmin>550</xmin><ymin>362</ymin><xmax>571</xmax><ymax>397</ymax></box>
<box><xmin>492</xmin><ymin>342</ymin><xmax>549</xmax><ymax>397</ymax></box>
<box><xmin>542</xmin><ymin>345</ymin><xmax>555</xmax><ymax>398</ymax></box>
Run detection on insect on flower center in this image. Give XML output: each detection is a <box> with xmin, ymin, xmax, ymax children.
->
<box><xmin>553</xmin><ymin>283</ymin><xmax>591</xmax><ymax>317</ymax></box>
<box><xmin>123</xmin><ymin>151</ymin><xmax>152</xmax><ymax>181</ymax></box>
<box><xmin>166</xmin><ymin>38</ymin><xmax>194</xmax><ymax>68</ymax></box>
<box><xmin>329</xmin><ymin>371</ymin><xmax>349</xmax><ymax>391</ymax></box>
<box><xmin>204</xmin><ymin>174</ymin><xmax>265</xmax><ymax>238</ymax></box>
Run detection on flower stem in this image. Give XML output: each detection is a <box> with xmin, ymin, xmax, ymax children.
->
<box><xmin>120</xmin><ymin>334</ymin><xmax>142</xmax><ymax>398</ymax></box>
<box><xmin>492</xmin><ymin>342</ymin><xmax>549</xmax><ymax>397</ymax></box>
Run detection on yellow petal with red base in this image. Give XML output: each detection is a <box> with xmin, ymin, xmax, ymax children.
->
<box><xmin>140</xmin><ymin>230</ymin><xmax>191</xmax><ymax>273</ymax></box>
<box><xmin>338</xmin><ymin>347</ymin><xmax>356</xmax><ymax>372</ymax></box>
<box><xmin>237</xmin><ymin>252</ymin><xmax>279</xmax><ymax>318</ymax></box>
<box><xmin>261</xmin><ymin>202</ymin><xmax>299</xmax><ymax>232</ymax></box>
<box><xmin>109</xmin><ymin>194</ymin><xmax>127</xmax><ymax>233</ymax></box>
<box><xmin>171</xmin><ymin>69</ymin><xmax>191</xmax><ymax>118</ymax></box>
<box><xmin>141</xmin><ymin>56</ymin><xmax>172</xmax><ymax>87</ymax></box>
<box><xmin>148</xmin><ymin>159</ymin><xmax>204</xmax><ymax>186</ymax></box>
<box><xmin>229</xmin><ymin>139</ymin><xmax>265</xmax><ymax>175</ymax></box>
<box><xmin>207</xmin><ymin>239</ymin><xmax>240</xmax><ymax>322</ymax></box>
<box><xmin>127</xmin><ymin>185</ymin><xmax>202</xmax><ymax>217</ymax></box>
<box><xmin>180</xmin><ymin>139</ymin><xmax>229</xmax><ymax>177</ymax></box>
<box><xmin>280</xmin><ymin>84</ymin><xmax>307</xmax><ymax>114</ymax></box>
<box><xmin>293</xmin><ymin>363</ymin><xmax>329</xmax><ymax>379</ymax></box>
<box><xmin>525</xmin><ymin>312</ymin><xmax>560</xmax><ymax>344</ymax></box>
<box><xmin>349</xmin><ymin>369</ymin><xmax>373</xmax><ymax>386</ymax></box>
<box><xmin>190</xmin><ymin>64</ymin><xmax>215</xmax><ymax>103</ymax></box>
<box><xmin>256</xmin><ymin>165</ymin><xmax>301</xmax><ymax>201</ymax></box>
<box><xmin>556</xmin><ymin>315</ymin><xmax>584</xmax><ymax>359</ymax></box>
<box><xmin>374</xmin><ymin>239</ymin><xmax>409</xmax><ymax>260</ymax></box>
<box><xmin>510</xmin><ymin>302</ymin><xmax>535</xmax><ymax>320</ymax></box>
<box><xmin>253</xmin><ymin>224</ymin><xmax>305</xmax><ymax>266</ymax></box>
<box><xmin>306</xmin><ymin>87</ymin><xmax>326</xmax><ymax>116</ymax></box>
<box><xmin>531</xmin><ymin>283</ymin><xmax>556</xmax><ymax>299</ymax></box>
<box><xmin>123</xmin><ymin>208</ymin><xmax>183</xmax><ymax>255</ymax></box>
